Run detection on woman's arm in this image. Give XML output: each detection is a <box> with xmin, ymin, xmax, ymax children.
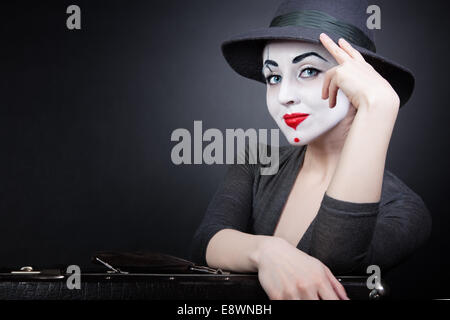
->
<box><xmin>189</xmin><ymin>143</ymin><xmax>258</xmax><ymax>267</ymax></box>
<box><xmin>188</xmin><ymin>144</ymin><xmax>274</xmax><ymax>273</ymax></box>
<box><xmin>326</xmin><ymin>104</ymin><xmax>398</xmax><ymax>203</ymax></box>
<box><xmin>205</xmin><ymin>229</ymin><xmax>272</xmax><ymax>272</ymax></box>
<box><xmin>319</xmin><ymin>33</ymin><xmax>401</xmax><ymax>203</ymax></box>
<box><xmin>309</xmin><ymin>34</ymin><xmax>432</xmax><ymax>274</ymax></box>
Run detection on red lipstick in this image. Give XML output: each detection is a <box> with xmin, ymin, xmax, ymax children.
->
<box><xmin>283</xmin><ymin>113</ymin><xmax>309</xmax><ymax>130</ymax></box>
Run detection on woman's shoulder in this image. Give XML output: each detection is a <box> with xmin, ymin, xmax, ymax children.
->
<box><xmin>381</xmin><ymin>169</ymin><xmax>427</xmax><ymax>206</ymax></box>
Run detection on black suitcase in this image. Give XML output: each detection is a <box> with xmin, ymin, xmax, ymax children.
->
<box><xmin>0</xmin><ymin>251</ymin><xmax>388</xmax><ymax>300</ymax></box>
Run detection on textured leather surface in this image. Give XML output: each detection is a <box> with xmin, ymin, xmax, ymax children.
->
<box><xmin>0</xmin><ymin>276</ymin><xmax>379</xmax><ymax>300</ymax></box>
<box><xmin>0</xmin><ymin>279</ymin><xmax>268</xmax><ymax>300</ymax></box>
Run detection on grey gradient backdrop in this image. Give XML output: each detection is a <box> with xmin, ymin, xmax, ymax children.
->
<box><xmin>0</xmin><ymin>0</ymin><xmax>448</xmax><ymax>298</ymax></box>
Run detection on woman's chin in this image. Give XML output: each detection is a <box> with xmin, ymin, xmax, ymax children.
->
<box><xmin>285</xmin><ymin>135</ymin><xmax>309</xmax><ymax>146</ymax></box>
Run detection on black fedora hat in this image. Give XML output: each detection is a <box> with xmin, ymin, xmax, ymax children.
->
<box><xmin>221</xmin><ymin>0</ymin><xmax>415</xmax><ymax>108</ymax></box>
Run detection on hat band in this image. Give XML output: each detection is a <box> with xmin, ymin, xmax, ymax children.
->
<box><xmin>270</xmin><ymin>10</ymin><xmax>376</xmax><ymax>53</ymax></box>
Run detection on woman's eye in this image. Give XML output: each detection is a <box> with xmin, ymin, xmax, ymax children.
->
<box><xmin>266</xmin><ymin>75</ymin><xmax>281</xmax><ymax>85</ymax></box>
<box><xmin>265</xmin><ymin>69</ymin><xmax>319</xmax><ymax>85</ymax></box>
<box><xmin>300</xmin><ymin>68</ymin><xmax>320</xmax><ymax>78</ymax></box>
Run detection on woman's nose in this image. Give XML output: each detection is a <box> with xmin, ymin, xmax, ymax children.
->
<box><xmin>278</xmin><ymin>78</ymin><xmax>301</xmax><ymax>107</ymax></box>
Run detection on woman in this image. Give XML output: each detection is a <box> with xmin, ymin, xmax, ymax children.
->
<box><xmin>189</xmin><ymin>0</ymin><xmax>431</xmax><ymax>300</ymax></box>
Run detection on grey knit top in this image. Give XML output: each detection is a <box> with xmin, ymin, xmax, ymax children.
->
<box><xmin>189</xmin><ymin>144</ymin><xmax>432</xmax><ymax>274</ymax></box>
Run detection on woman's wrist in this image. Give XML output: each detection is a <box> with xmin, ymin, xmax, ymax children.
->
<box><xmin>249</xmin><ymin>236</ymin><xmax>288</xmax><ymax>270</ymax></box>
<box><xmin>352</xmin><ymin>99</ymin><xmax>399</xmax><ymax>141</ymax></box>
<box><xmin>357</xmin><ymin>94</ymin><xmax>400</xmax><ymax>120</ymax></box>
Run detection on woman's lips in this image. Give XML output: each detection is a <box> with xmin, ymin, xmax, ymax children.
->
<box><xmin>283</xmin><ymin>113</ymin><xmax>310</xmax><ymax>130</ymax></box>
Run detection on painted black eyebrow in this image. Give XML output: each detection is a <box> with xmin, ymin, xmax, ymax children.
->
<box><xmin>262</xmin><ymin>52</ymin><xmax>328</xmax><ymax>75</ymax></box>
<box><xmin>262</xmin><ymin>60</ymin><xmax>277</xmax><ymax>74</ymax></box>
<box><xmin>292</xmin><ymin>52</ymin><xmax>328</xmax><ymax>64</ymax></box>
<box><xmin>264</xmin><ymin>59</ymin><xmax>278</xmax><ymax>68</ymax></box>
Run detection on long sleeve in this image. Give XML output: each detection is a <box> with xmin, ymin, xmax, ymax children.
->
<box><xmin>188</xmin><ymin>148</ymin><xmax>256</xmax><ymax>266</ymax></box>
<box><xmin>309</xmin><ymin>170</ymin><xmax>432</xmax><ymax>275</ymax></box>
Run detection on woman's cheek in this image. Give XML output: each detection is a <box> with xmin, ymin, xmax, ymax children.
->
<box><xmin>299</xmin><ymin>79</ymin><xmax>326</xmax><ymax>108</ymax></box>
<box><xmin>267</xmin><ymin>101</ymin><xmax>276</xmax><ymax>118</ymax></box>
<box><xmin>266</xmin><ymin>91</ymin><xmax>280</xmax><ymax>117</ymax></box>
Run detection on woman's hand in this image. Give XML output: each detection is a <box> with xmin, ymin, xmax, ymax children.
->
<box><xmin>319</xmin><ymin>33</ymin><xmax>400</xmax><ymax>112</ymax></box>
<box><xmin>252</xmin><ymin>237</ymin><xmax>349</xmax><ymax>300</ymax></box>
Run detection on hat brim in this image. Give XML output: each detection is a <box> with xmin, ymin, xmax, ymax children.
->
<box><xmin>221</xmin><ymin>25</ymin><xmax>415</xmax><ymax>108</ymax></box>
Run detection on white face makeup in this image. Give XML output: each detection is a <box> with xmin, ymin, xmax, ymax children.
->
<box><xmin>262</xmin><ymin>40</ymin><xmax>351</xmax><ymax>145</ymax></box>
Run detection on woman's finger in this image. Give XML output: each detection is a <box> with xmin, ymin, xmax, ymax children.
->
<box><xmin>299</xmin><ymin>289</ymin><xmax>320</xmax><ymax>300</ymax></box>
<box><xmin>318</xmin><ymin>280</ymin><xmax>340</xmax><ymax>300</ymax></box>
<box><xmin>328</xmin><ymin>77</ymin><xmax>339</xmax><ymax>108</ymax></box>
<box><xmin>338</xmin><ymin>38</ymin><xmax>366</xmax><ymax>62</ymax></box>
<box><xmin>324</xmin><ymin>267</ymin><xmax>350</xmax><ymax>300</ymax></box>
<box><xmin>322</xmin><ymin>67</ymin><xmax>336</xmax><ymax>99</ymax></box>
<box><xmin>319</xmin><ymin>33</ymin><xmax>351</xmax><ymax>64</ymax></box>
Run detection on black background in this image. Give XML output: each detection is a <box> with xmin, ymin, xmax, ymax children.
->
<box><xmin>0</xmin><ymin>0</ymin><xmax>448</xmax><ymax>299</ymax></box>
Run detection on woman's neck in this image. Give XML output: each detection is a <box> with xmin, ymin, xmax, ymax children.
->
<box><xmin>301</xmin><ymin>106</ymin><xmax>357</xmax><ymax>183</ymax></box>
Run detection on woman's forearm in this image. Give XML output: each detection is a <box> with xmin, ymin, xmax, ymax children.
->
<box><xmin>205</xmin><ymin>229</ymin><xmax>274</xmax><ymax>273</ymax></box>
<box><xmin>326</xmin><ymin>102</ymin><xmax>399</xmax><ymax>203</ymax></box>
